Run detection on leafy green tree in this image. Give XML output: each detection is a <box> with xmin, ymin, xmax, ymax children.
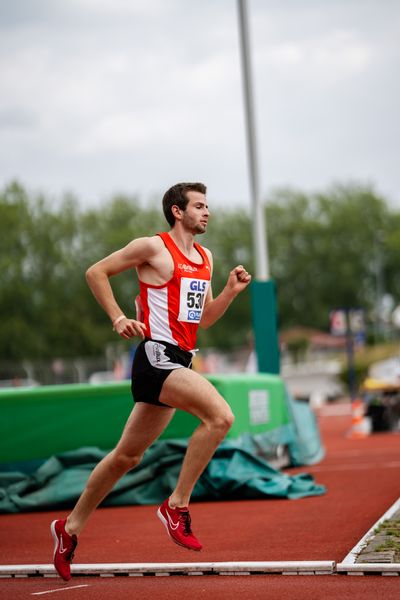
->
<box><xmin>1</xmin><ymin>180</ymin><xmax>399</xmax><ymax>363</ymax></box>
<box><xmin>266</xmin><ymin>184</ymin><xmax>392</xmax><ymax>332</ymax></box>
<box><xmin>384</xmin><ymin>212</ymin><xmax>400</xmax><ymax>306</ymax></box>
<box><xmin>0</xmin><ymin>182</ymin><xmax>36</xmax><ymax>359</ymax></box>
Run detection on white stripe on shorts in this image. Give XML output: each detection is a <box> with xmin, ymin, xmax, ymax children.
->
<box><xmin>144</xmin><ymin>340</ymin><xmax>188</xmax><ymax>371</ymax></box>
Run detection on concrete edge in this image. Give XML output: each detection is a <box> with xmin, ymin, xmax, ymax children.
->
<box><xmin>337</xmin><ymin>562</ymin><xmax>400</xmax><ymax>575</ymax></box>
<box><xmin>0</xmin><ymin>561</ymin><xmax>336</xmax><ymax>577</ymax></box>
<box><xmin>340</xmin><ymin>497</ymin><xmax>400</xmax><ymax>565</ymax></box>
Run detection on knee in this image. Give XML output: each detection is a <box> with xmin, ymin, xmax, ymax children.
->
<box><xmin>111</xmin><ymin>450</ymin><xmax>143</xmax><ymax>473</ymax></box>
<box><xmin>211</xmin><ymin>409</ymin><xmax>235</xmax><ymax>437</ymax></box>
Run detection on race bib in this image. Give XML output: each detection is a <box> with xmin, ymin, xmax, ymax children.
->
<box><xmin>178</xmin><ymin>278</ymin><xmax>209</xmax><ymax>323</ymax></box>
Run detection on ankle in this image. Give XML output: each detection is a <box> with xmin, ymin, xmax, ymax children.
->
<box><xmin>168</xmin><ymin>496</ymin><xmax>189</xmax><ymax>510</ymax></box>
<box><xmin>65</xmin><ymin>518</ymin><xmax>78</xmax><ymax>537</ymax></box>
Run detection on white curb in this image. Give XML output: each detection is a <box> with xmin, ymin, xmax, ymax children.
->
<box><xmin>0</xmin><ymin>561</ymin><xmax>335</xmax><ymax>578</ymax></box>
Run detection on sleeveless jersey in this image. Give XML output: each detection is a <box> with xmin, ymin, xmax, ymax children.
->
<box><xmin>137</xmin><ymin>232</ymin><xmax>211</xmax><ymax>351</ymax></box>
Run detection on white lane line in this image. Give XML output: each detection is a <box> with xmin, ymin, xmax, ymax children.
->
<box><xmin>31</xmin><ymin>585</ymin><xmax>89</xmax><ymax>596</ymax></box>
<box><xmin>308</xmin><ymin>461</ymin><xmax>400</xmax><ymax>472</ymax></box>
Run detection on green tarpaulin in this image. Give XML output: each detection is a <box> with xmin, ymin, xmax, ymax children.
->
<box><xmin>0</xmin><ymin>438</ymin><xmax>325</xmax><ymax>514</ymax></box>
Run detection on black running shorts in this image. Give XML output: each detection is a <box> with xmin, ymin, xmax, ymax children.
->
<box><xmin>131</xmin><ymin>338</ymin><xmax>194</xmax><ymax>407</ymax></box>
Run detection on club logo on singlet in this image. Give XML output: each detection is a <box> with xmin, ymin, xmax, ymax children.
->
<box><xmin>178</xmin><ymin>263</ymin><xmax>198</xmax><ymax>273</ymax></box>
<box><xmin>178</xmin><ymin>278</ymin><xmax>209</xmax><ymax>323</ymax></box>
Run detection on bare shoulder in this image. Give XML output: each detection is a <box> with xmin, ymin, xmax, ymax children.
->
<box><xmin>87</xmin><ymin>234</ymin><xmax>169</xmax><ymax>279</ymax></box>
<box><xmin>124</xmin><ymin>235</ymin><xmax>164</xmax><ymax>259</ymax></box>
<box><xmin>95</xmin><ymin>235</ymin><xmax>165</xmax><ymax>275</ymax></box>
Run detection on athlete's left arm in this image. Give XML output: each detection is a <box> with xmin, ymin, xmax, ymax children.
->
<box><xmin>200</xmin><ymin>250</ymin><xmax>251</xmax><ymax>329</ymax></box>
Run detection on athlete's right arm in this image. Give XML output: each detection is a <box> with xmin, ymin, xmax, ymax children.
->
<box><xmin>85</xmin><ymin>236</ymin><xmax>160</xmax><ymax>340</ymax></box>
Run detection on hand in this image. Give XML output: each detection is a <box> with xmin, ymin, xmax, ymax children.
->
<box><xmin>226</xmin><ymin>265</ymin><xmax>252</xmax><ymax>295</ymax></box>
<box><xmin>114</xmin><ymin>317</ymin><xmax>147</xmax><ymax>340</ymax></box>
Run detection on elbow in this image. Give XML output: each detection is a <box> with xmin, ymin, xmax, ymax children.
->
<box><xmin>85</xmin><ymin>264</ymin><xmax>101</xmax><ymax>284</ymax></box>
<box><xmin>85</xmin><ymin>265</ymin><xmax>95</xmax><ymax>282</ymax></box>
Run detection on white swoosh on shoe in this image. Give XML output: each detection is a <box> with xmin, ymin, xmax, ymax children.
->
<box><xmin>59</xmin><ymin>535</ymin><xmax>68</xmax><ymax>554</ymax></box>
<box><xmin>165</xmin><ymin>509</ymin><xmax>180</xmax><ymax>530</ymax></box>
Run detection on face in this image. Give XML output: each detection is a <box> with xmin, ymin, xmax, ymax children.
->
<box><xmin>179</xmin><ymin>191</ymin><xmax>210</xmax><ymax>234</ymax></box>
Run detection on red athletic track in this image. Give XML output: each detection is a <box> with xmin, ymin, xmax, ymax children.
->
<box><xmin>0</xmin><ymin>403</ymin><xmax>399</xmax><ymax>599</ymax></box>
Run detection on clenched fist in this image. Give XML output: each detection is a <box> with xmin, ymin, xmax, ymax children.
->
<box><xmin>226</xmin><ymin>265</ymin><xmax>252</xmax><ymax>295</ymax></box>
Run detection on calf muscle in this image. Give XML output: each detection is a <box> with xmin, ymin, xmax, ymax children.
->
<box><xmin>160</xmin><ymin>368</ymin><xmax>234</xmax><ymax>508</ymax></box>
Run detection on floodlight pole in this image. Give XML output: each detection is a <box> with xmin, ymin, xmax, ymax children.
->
<box><xmin>237</xmin><ymin>0</ymin><xmax>280</xmax><ymax>374</ymax></box>
<box><xmin>237</xmin><ymin>0</ymin><xmax>269</xmax><ymax>281</ymax></box>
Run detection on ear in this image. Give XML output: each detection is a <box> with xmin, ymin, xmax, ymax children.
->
<box><xmin>171</xmin><ymin>204</ymin><xmax>183</xmax><ymax>221</ymax></box>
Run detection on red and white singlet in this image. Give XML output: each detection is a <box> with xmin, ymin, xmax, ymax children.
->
<box><xmin>137</xmin><ymin>232</ymin><xmax>211</xmax><ymax>351</ymax></box>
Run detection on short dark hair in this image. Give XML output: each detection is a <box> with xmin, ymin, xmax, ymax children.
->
<box><xmin>162</xmin><ymin>182</ymin><xmax>207</xmax><ymax>227</ymax></box>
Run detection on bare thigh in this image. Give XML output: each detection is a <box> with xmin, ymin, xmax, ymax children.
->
<box><xmin>115</xmin><ymin>401</ymin><xmax>175</xmax><ymax>456</ymax></box>
<box><xmin>159</xmin><ymin>367</ymin><xmax>232</xmax><ymax>424</ymax></box>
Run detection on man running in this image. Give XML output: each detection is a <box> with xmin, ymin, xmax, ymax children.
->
<box><xmin>51</xmin><ymin>182</ymin><xmax>251</xmax><ymax>580</ymax></box>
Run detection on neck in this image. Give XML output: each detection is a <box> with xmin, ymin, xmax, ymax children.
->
<box><xmin>169</xmin><ymin>226</ymin><xmax>196</xmax><ymax>255</ymax></box>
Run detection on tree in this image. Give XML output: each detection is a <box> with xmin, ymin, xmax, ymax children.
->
<box><xmin>1</xmin><ymin>180</ymin><xmax>398</xmax><ymax>363</ymax></box>
<box><xmin>266</xmin><ymin>183</ymin><xmax>393</xmax><ymax>333</ymax></box>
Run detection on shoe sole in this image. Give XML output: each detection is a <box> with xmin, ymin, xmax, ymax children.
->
<box><xmin>50</xmin><ymin>520</ymin><xmax>59</xmax><ymax>561</ymax></box>
<box><xmin>156</xmin><ymin>508</ymin><xmax>202</xmax><ymax>552</ymax></box>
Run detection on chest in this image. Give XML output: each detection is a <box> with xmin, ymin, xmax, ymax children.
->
<box><xmin>137</xmin><ymin>246</ymin><xmax>207</xmax><ymax>286</ymax></box>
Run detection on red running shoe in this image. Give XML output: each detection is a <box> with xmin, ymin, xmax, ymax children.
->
<box><xmin>157</xmin><ymin>499</ymin><xmax>202</xmax><ymax>551</ymax></box>
<box><xmin>50</xmin><ymin>519</ymin><xmax>78</xmax><ymax>581</ymax></box>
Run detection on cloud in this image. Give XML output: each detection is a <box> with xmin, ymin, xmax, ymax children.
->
<box><xmin>0</xmin><ymin>107</ymin><xmax>38</xmax><ymax>131</ymax></box>
<box><xmin>0</xmin><ymin>0</ymin><xmax>399</xmax><ymax>207</ymax></box>
<box><xmin>260</xmin><ymin>30</ymin><xmax>372</xmax><ymax>76</ymax></box>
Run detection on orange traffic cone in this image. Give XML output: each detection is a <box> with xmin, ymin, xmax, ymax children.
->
<box><xmin>348</xmin><ymin>398</ymin><xmax>370</xmax><ymax>439</ymax></box>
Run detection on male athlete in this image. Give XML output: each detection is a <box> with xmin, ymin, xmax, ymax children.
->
<box><xmin>51</xmin><ymin>182</ymin><xmax>251</xmax><ymax>580</ymax></box>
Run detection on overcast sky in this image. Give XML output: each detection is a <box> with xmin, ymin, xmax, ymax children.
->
<box><xmin>1</xmin><ymin>0</ymin><xmax>399</xmax><ymax>209</ymax></box>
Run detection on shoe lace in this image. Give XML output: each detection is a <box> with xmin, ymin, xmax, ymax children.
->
<box><xmin>179</xmin><ymin>511</ymin><xmax>192</xmax><ymax>536</ymax></box>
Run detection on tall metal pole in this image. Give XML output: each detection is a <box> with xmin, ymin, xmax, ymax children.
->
<box><xmin>237</xmin><ymin>0</ymin><xmax>280</xmax><ymax>374</ymax></box>
<box><xmin>237</xmin><ymin>0</ymin><xmax>269</xmax><ymax>281</ymax></box>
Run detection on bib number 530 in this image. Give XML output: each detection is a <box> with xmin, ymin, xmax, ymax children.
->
<box><xmin>187</xmin><ymin>291</ymin><xmax>205</xmax><ymax>309</ymax></box>
<box><xmin>178</xmin><ymin>278</ymin><xmax>209</xmax><ymax>323</ymax></box>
